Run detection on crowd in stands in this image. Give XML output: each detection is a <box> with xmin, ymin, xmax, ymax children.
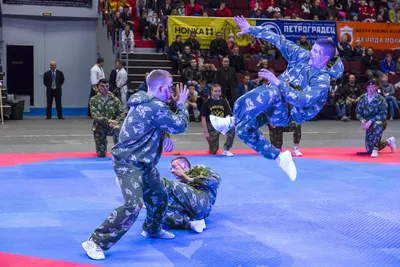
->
<box><xmin>100</xmin><ymin>0</ymin><xmax>400</xmax><ymax>121</ymax></box>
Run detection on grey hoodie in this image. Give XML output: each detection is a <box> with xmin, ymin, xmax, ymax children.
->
<box><xmin>380</xmin><ymin>81</ymin><xmax>395</xmax><ymax>96</ymax></box>
<box><xmin>111</xmin><ymin>91</ymin><xmax>189</xmax><ymax>167</ymax></box>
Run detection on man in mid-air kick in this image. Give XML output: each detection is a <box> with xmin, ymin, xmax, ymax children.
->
<box><xmin>210</xmin><ymin>16</ymin><xmax>344</xmax><ymax>181</ymax></box>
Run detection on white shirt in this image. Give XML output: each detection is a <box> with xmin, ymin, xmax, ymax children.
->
<box><xmin>90</xmin><ymin>64</ymin><xmax>105</xmax><ymax>86</ymax></box>
<box><xmin>116</xmin><ymin>68</ymin><xmax>128</xmax><ymax>93</ymax></box>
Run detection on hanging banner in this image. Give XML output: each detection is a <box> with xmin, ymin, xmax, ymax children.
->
<box><xmin>336</xmin><ymin>21</ymin><xmax>400</xmax><ymax>50</ymax></box>
<box><xmin>256</xmin><ymin>19</ymin><xmax>337</xmax><ymax>44</ymax></box>
<box><xmin>3</xmin><ymin>0</ymin><xmax>92</xmax><ymax>8</ymax></box>
<box><xmin>167</xmin><ymin>16</ymin><xmax>257</xmax><ymax>49</ymax></box>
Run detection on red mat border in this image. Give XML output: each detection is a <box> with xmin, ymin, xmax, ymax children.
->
<box><xmin>0</xmin><ymin>252</ymin><xmax>100</xmax><ymax>267</ymax></box>
<box><xmin>0</xmin><ymin>147</ymin><xmax>398</xmax><ymax>167</ymax></box>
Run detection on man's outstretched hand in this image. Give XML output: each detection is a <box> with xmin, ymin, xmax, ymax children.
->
<box><xmin>258</xmin><ymin>69</ymin><xmax>281</xmax><ymax>86</ymax></box>
<box><xmin>234</xmin><ymin>16</ymin><xmax>251</xmax><ymax>36</ymax></box>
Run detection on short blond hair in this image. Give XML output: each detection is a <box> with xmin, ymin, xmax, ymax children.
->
<box><xmin>146</xmin><ymin>69</ymin><xmax>172</xmax><ymax>90</ymax></box>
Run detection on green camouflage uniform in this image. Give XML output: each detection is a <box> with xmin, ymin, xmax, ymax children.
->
<box><xmin>162</xmin><ymin>165</ymin><xmax>221</xmax><ymax>229</ymax></box>
<box><xmin>356</xmin><ymin>93</ymin><xmax>388</xmax><ymax>153</ymax></box>
<box><xmin>91</xmin><ymin>91</ymin><xmax>189</xmax><ymax>251</ymax></box>
<box><xmin>89</xmin><ymin>92</ymin><xmax>124</xmax><ymax>157</ymax></box>
<box><xmin>207</xmin><ymin>123</ymin><xmax>236</xmax><ymax>154</ymax></box>
<box><xmin>268</xmin><ymin>121</ymin><xmax>302</xmax><ymax>150</ymax></box>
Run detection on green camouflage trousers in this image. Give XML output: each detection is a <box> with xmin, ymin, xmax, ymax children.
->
<box><xmin>268</xmin><ymin>122</ymin><xmax>302</xmax><ymax>150</ymax></box>
<box><xmin>163</xmin><ymin>179</ymin><xmax>216</xmax><ymax>230</ymax></box>
<box><xmin>93</xmin><ymin>123</ymin><xmax>120</xmax><ymax>157</ymax></box>
<box><xmin>207</xmin><ymin>122</ymin><xmax>235</xmax><ymax>154</ymax></box>
<box><xmin>91</xmin><ymin>160</ymin><xmax>168</xmax><ymax>251</ymax></box>
<box><xmin>365</xmin><ymin>122</ymin><xmax>387</xmax><ymax>153</ymax></box>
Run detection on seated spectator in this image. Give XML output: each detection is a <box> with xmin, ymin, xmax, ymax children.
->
<box><xmin>136</xmin><ymin>0</ymin><xmax>147</xmax><ymax>19</ymax></box>
<box><xmin>352</xmin><ymin>40</ymin><xmax>365</xmax><ymax>61</ymax></box>
<box><xmin>380</xmin><ymin>53</ymin><xmax>396</xmax><ymax>75</ymax></box>
<box><xmin>227</xmin><ymin>33</ymin><xmax>236</xmax><ymax>51</ymax></box>
<box><xmin>169</xmin><ymin>35</ymin><xmax>185</xmax><ymax>74</ymax></box>
<box><xmin>206</xmin><ymin>0</ymin><xmax>221</xmax><ymax>9</ymax></box>
<box><xmin>178</xmin><ymin>0</ymin><xmax>186</xmax><ymax>15</ymax></box>
<box><xmin>326</xmin><ymin>0</ymin><xmax>338</xmax><ymax>19</ymax></box>
<box><xmin>310</xmin><ymin>0</ymin><xmax>327</xmax><ymax>20</ymax></box>
<box><xmin>200</xmin><ymin>63</ymin><xmax>217</xmax><ymax>86</ymax></box>
<box><xmin>250</xmin><ymin>0</ymin><xmax>264</xmax><ymax>11</ymax></box>
<box><xmin>260</xmin><ymin>40</ymin><xmax>277</xmax><ymax>59</ymax></box>
<box><xmin>337</xmin><ymin>34</ymin><xmax>353</xmax><ymax>61</ymax></box>
<box><xmin>329</xmin><ymin>78</ymin><xmax>349</xmax><ymax>121</ymax></box>
<box><xmin>377</xmin><ymin>5</ymin><xmax>390</xmax><ymax>22</ymax></box>
<box><xmin>256</xmin><ymin>59</ymin><xmax>269</xmax><ymax>72</ymax></box>
<box><xmin>296</xmin><ymin>35</ymin><xmax>311</xmax><ymax>51</ymax></box>
<box><xmin>185</xmin><ymin>0</ymin><xmax>203</xmax><ymax>16</ymax></box>
<box><xmin>362</xmin><ymin>47</ymin><xmax>383</xmax><ymax>80</ymax></box>
<box><xmin>180</xmin><ymin>46</ymin><xmax>195</xmax><ymax>70</ymax></box>
<box><xmin>237</xmin><ymin>75</ymin><xmax>256</xmax><ymax>97</ymax></box>
<box><xmin>264</xmin><ymin>0</ymin><xmax>277</xmax><ymax>11</ymax></box>
<box><xmin>389</xmin><ymin>3</ymin><xmax>400</xmax><ymax>23</ymax></box>
<box><xmin>138</xmin><ymin>12</ymin><xmax>150</xmax><ymax>40</ymax></box>
<box><xmin>366</xmin><ymin>0</ymin><xmax>377</xmax><ymax>20</ymax></box>
<box><xmin>121</xmin><ymin>5</ymin><xmax>134</xmax><ymax>30</ymax></box>
<box><xmin>149</xmin><ymin>12</ymin><xmax>161</xmax><ymax>38</ymax></box>
<box><xmin>245</xmin><ymin>36</ymin><xmax>262</xmax><ymax>59</ymax></box>
<box><xmin>114</xmin><ymin>12</ymin><xmax>124</xmax><ymax>30</ymax></box>
<box><xmin>184</xmin><ymin>32</ymin><xmax>201</xmax><ymax>57</ymax></box>
<box><xmin>379</xmin><ymin>74</ymin><xmax>399</xmax><ymax>120</ymax></box>
<box><xmin>397</xmin><ymin>58</ymin><xmax>400</xmax><ymax>75</ymax></box>
<box><xmin>121</xmin><ymin>25</ymin><xmax>134</xmax><ymax>53</ymax></box>
<box><xmin>252</xmin><ymin>8</ymin><xmax>267</xmax><ymax>18</ymax></box>
<box><xmin>210</xmin><ymin>32</ymin><xmax>230</xmax><ymax>59</ymax></box>
<box><xmin>215</xmin><ymin>1</ymin><xmax>232</xmax><ymax>17</ymax></box>
<box><xmin>154</xmin><ymin>23</ymin><xmax>167</xmax><ymax>53</ymax></box>
<box><xmin>284</xmin><ymin>1</ymin><xmax>300</xmax><ymax>18</ymax></box>
<box><xmin>301</xmin><ymin>0</ymin><xmax>311</xmax><ymax>16</ymax></box>
<box><xmin>182</xmin><ymin>59</ymin><xmax>202</xmax><ymax>85</ymax></box>
<box><xmin>228</xmin><ymin>46</ymin><xmax>246</xmax><ymax>74</ymax></box>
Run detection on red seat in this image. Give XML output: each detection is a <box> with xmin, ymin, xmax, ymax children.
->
<box><xmin>231</xmin><ymin>9</ymin><xmax>243</xmax><ymax>16</ymax></box>
<box><xmin>207</xmin><ymin>58</ymin><xmax>220</xmax><ymax>68</ymax></box>
<box><xmin>236</xmin><ymin>73</ymin><xmax>244</xmax><ymax>84</ymax></box>
<box><xmin>243</xmin><ymin>10</ymin><xmax>254</xmax><ymax>18</ymax></box>
<box><xmin>274</xmin><ymin>59</ymin><xmax>287</xmax><ymax>73</ymax></box>
<box><xmin>374</xmin><ymin>50</ymin><xmax>385</xmax><ymax>60</ymax></box>
<box><xmin>343</xmin><ymin>61</ymin><xmax>350</xmax><ymax>73</ymax></box>
<box><xmin>349</xmin><ymin>61</ymin><xmax>363</xmax><ymax>76</ymax></box>
<box><xmin>246</xmin><ymin>59</ymin><xmax>259</xmax><ymax>72</ymax></box>
<box><xmin>234</xmin><ymin>0</ymin><xmax>250</xmax><ymax>10</ymax></box>
<box><xmin>394</xmin><ymin>50</ymin><xmax>400</xmax><ymax>60</ymax></box>
<box><xmin>388</xmin><ymin>75</ymin><xmax>400</xmax><ymax>85</ymax></box>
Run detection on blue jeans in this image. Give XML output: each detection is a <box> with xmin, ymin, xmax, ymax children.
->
<box><xmin>335</xmin><ymin>101</ymin><xmax>346</xmax><ymax>117</ymax></box>
<box><xmin>385</xmin><ymin>95</ymin><xmax>399</xmax><ymax>118</ymax></box>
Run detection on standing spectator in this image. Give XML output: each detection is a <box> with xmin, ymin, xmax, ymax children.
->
<box><xmin>215</xmin><ymin>57</ymin><xmax>238</xmax><ymax>108</ymax></box>
<box><xmin>228</xmin><ymin>46</ymin><xmax>246</xmax><ymax>74</ymax></box>
<box><xmin>210</xmin><ymin>32</ymin><xmax>230</xmax><ymax>59</ymax></box>
<box><xmin>362</xmin><ymin>47</ymin><xmax>383</xmax><ymax>80</ymax></box>
<box><xmin>43</xmin><ymin>61</ymin><xmax>65</xmax><ymax>120</ymax></box>
<box><xmin>169</xmin><ymin>35</ymin><xmax>185</xmax><ymax>74</ymax></box>
<box><xmin>380</xmin><ymin>53</ymin><xmax>396</xmax><ymax>75</ymax></box>
<box><xmin>201</xmin><ymin>84</ymin><xmax>235</xmax><ymax>156</ymax></box>
<box><xmin>343</xmin><ymin>73</ymin><xmax>362</xmax><ymax>119</ymax></box>
<box><xmin>379</xmin><ymin>74</ymin><xmax>399</xmax><ymax>120</ymax></box>
<box><xmin>200</xmin><ymin>63</ymin><xmax>217</xmax><ymax>86</ymax></box>
<box><xmin>296</xmin><ymin>35</ymin><xmax>311</xmax><ymax>51</ymax></box>
<box><xmin>330</xmin><ymin>78</ymin><xmax>349</xmax><ymax>121</ymax></box>
<box><xmin>186</xmin><ymin>83</ymin><xmax>201</xmax><ymax>121</ymax></box>
<box><xmin>182</xmin><ymin>59</ymin><xmax>202</xmax><ymax>85</ymax></box>
<box><xmin>237</xmin><ymin>75</ymin><xmax>256</xmax><ymax>97</ymax></box>
<box><xmin>114</xmin><ymin>60</ymin><xmax>128</xmax><ymax>114</ymax></box>
<box><xmin>215</xmin><ymin>1</ymin><xmax>232</xmax><ymax>17</ymax></box>
<box><xmin>89</xmin><ymin>58</ymin><xmax>105</xmax><ymax>117</ymax></box>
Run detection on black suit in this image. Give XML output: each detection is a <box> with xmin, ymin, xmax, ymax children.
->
<box><xmin>43</xmin><ymin>69</ymin><xmax>65</xmax><ymax>118</ymax></box>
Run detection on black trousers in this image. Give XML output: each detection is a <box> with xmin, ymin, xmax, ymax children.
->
<box><xmin>46</xmin><ymin>88</ymin><xmax>62</xmax><ymax>118</ymax></box>
<box><xmin>88</xmin><ymin>87</ymin><xmax>97</xmax><ymax>117</ymax></box>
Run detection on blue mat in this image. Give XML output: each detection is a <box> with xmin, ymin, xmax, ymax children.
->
<box><xmin>0</xmin><ymin>155</ymin><xmax>400</xmax><ymax>267</ymax></box>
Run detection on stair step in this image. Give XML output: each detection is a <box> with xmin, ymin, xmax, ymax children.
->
<box><xmin>122</xmin><ymin>53</ymin><xmax>167</xmax><ymax>61</ymax></box>
<box><xmin>127</xmin><ymin>66</ymin><xmax>172</xmax><ymax>75</ymax></box>
<box><xmin>128</xmin><ymin>59</ymin><xmax>172</xmax><ymax>68</ymax></box>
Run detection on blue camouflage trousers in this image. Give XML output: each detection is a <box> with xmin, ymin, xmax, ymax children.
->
<box><xmin>233</xmin><ymin>85</ymin><xmax>291</xmax><ymax>160</ymax></box>
<box><xmin>365</xmin><ymin>122</ymin><xmax>387</xmax><ymax>153</ymax></box>
<box><xmin>91</xmin><ymin>159</ymin><xmax>168</xmax><ymax>250</ymax></box>
<box><xmin>163</xmin><ymin>179</ymin><xmax>215</xmax><ymax>230</ymax></box>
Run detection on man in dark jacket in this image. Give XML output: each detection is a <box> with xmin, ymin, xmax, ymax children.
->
<box><xmin>43</xmin><ymin>61</ymin><xmax>65</xmax><ymax>120</ymax></box>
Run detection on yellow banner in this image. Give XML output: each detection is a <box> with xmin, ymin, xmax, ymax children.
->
<box><xmin>167</xmin><ymin>16</ymin><xmax>257</xmax><ymax>49</ymax></box>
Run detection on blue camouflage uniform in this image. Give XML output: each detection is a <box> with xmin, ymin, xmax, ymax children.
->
<box><xmin>91</xmin><ymin>91</ymin><xmax>189</xmax><ymax>251</ymax></box>
<box><xmin>233</xmin><ymin>26</ymin><xmax>344</xmax><ymax>160</ymax></box>
<box><xmin>356</xmin><ymin>92</ymin><xmax>388</xmax><ymax>153</ymax></box>
<box><xmin>162</xmin><ymin>165</ymin><xmax>221</xmax><ymax>229</ymax></box>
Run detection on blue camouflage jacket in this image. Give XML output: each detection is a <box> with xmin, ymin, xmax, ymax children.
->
<box><xmin>248</xmin><ymin>26</ymin><xmax>344</xmax><ymax>125</ymax></box>
<box><xmin>111</xmin><ymin>91</ymin><xmax>189</xmax><ymax>167</ymax></box>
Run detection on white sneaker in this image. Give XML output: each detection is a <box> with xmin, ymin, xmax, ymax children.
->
<box><xmin>82</xmin><ymin>238</ymin><xmax>105</xmax><ymax>260</ymax></box>
<box><xmin>371</xmin><ymin>148</ymin><xmax>379</xmax><ymax>158</ymax></box>
<box><xmin>292</xmin><ymin>148</ymin><xmax>303</xmax><ymax>157</ymax></box>
<box><xmin>141</xmin><ymin>229</ymin><xmax>175</xmax><ymax>239</ymax></box>
<box><xmin>388</xmin><ymin>137</ymin><xmax>396</xmax><ymax>152</ymax></box>
<box><xmin>189</xmin><ymin>219</ymin><xmax>206</xmax><ymax>233</ymax></box>
<box><xmin>209</xmin><ymin>115</ymin><xmax>234</xmax><ymax>135</ymax></box>
<box><xmin>223</xmin><ymin>150</ymin><xmax>234</xmax><ymax>157</ymax></box>
<box><xmin>276</xmin><ymin>150</ymin><xmax>297</xmax><ymax>182</ymax></box>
